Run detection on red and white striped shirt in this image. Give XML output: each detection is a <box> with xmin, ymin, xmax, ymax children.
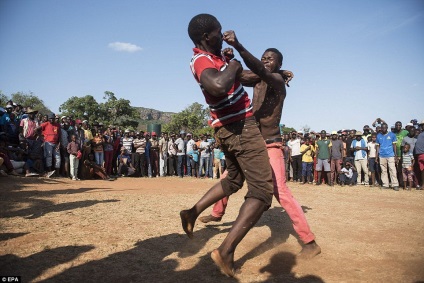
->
<box><xmin>190</xmin><ymin>48</ymin><xmax>253</xmax><ymax>128</ymax></box>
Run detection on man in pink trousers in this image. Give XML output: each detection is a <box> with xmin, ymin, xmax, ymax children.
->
<box><xmin>199</xmin><ymin>33</ymin><xmax>321</xmax><ymax>259</ymax></box>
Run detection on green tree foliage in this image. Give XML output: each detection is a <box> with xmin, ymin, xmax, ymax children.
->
<box><xmin>59</xmin><ymin>91</ymin><xmax>138</xmax><ymax>128</ymax></box>
<box><xmin>59</xmin><ymin>95</ymin><xmax>101</xmax><ymax>122</ymax></box>
<box><xmin>0</xmin><ymin>91</ymin><xmax>8</xmax><ymax>106</ymax></box>
<box><xmin>0</xmin><ymin>91</ymin><xmax>51</xmax><ymax>114</ymax></box>
<box><xmin>281</xmin><ymin>126</ymin><xmax>297</xmax><ymax>134</ymax></box>
<box><xmin>163</xmin><ymin>102</ymin><xmax>213</xmax><ymax>136</ymax></box>
<box><xmin>100</xmin><ymin>91</ymin><xmax>137</xmax><ymax>126</ymax></box>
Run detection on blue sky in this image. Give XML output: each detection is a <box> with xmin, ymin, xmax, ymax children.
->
<box><xmin>1</xmin><ymin>0</ymin><xmax>423</xmax><ymax>132</ymax></box>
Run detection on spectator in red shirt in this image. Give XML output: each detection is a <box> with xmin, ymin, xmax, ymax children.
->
<box><xmin>38</xmin><ymin>113</ymin><xmax>61</xmax><ymax>177</ymax></box>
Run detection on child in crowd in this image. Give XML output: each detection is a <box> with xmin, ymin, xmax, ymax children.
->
<box><xmin>367</xmin><ymin>133</ymin><xmax>380</xmax><ymax>186</ymax></box>
<box><xmin>339</xmin><ymin>162</ymin><xmax>358</xmax><ymax>186</ymax></box>
<box><xmin>67</xmin><ymin>134</ymin><xmax>80</xmax><ymax>180</ymax></box>
<box><xmin>187</xmin><ymin>144</ymin><xmax>200</xmax><ymax>178</ymax></box>
<box><xmin>401</xmin><ymin>143</ymin><xmax>414</xmax><ymax>190</ymax></box>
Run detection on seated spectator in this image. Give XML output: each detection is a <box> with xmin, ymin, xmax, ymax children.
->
<box><xmin>117</xmin><ymin>147</ymin><xmax>134</xmax><ymax>177</ymax></box>
<box><xmin>339</xmin><ymin>162</ymin><xmax>358</xmax><ymax>186</ymax></box>
<box><xmin>25</xmin><ymin>135</ymin><xmax>45</xmax><ymax>177</ymax></box>
<box><xmin>83</xmin><ymin>153</ymin><xmax>115</xmax><ymax>181</ymax></box>
<box><xmin>0</xmin><ymin>135</ymin><xmax>20</xmax><ymax>176</ymax></box>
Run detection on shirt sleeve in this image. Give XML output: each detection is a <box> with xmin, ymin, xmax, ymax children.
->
<box><xmin>192</xmin><ymin>56</ymin><xmax>216</xmax><ymax>81</ymax></box>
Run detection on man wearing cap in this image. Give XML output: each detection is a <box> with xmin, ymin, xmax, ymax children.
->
<box><xmin>362</xmin><ymin>125</ymin><xmax>372</xmax><ymax>140</ymax></box>
<box><xmin>19</xmin><ymin>107</ymin><xmax>39</xmax><ymax>141</ymax></box>
<box><xmin>376</xmin><ymin>123</ymin><xmax>399</xmax><ymax>190</ymax></box>
<box><xmin>38</xmin><ymin>113</ymin><xmax>61</xmax><ymax>177</ymax></box>
<box><xmin>330</xmin><ymin>131</ymin><xmax>343</xmax><ymax>185</ymax></box>
<box><xmin>122</xmin><ymin>130</ymin><xmax>133</xmax><ymax>153</ymax></box>
<box><xmin>352</xmin><ymin>131</ymin><xmax>369</xmax><ymax>185</ymax></box>
<box><xmin>414</xmin><ymin>120</ymin><xmax>424</xmax><ymax>189</ymax></box>
<box><xmin>186</xmin><ymin>133</ymin><xmax>195</xmax><ymax>177</ymax></box>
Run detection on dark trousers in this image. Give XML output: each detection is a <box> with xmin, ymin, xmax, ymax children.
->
<box><xmin>168</xmin><ymin>155</ymin><xmax>176</xmax><ymax>176</ymax></box>
<box><xmin>133</xmin><ymin>152</ymin><xmax>146</xmax><ymax>177</ymax></box>
<box><xmin>291</xmin><ymin>155</ymin><xmax>302</xmax><ymax>181</ymax></box>
<box><xmin>177</xmin><ymin>155</ymin><xmax>184</xmax><ymax>177</ymax></box>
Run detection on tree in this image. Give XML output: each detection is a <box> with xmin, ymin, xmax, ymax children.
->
<box><xmin>162</xmin><ymin>102</ymin><xmax>212</xmax><ymax>136</ymax></box>
<box><xmin>99</xmin><ymin>91</ymin><xmax>137</xmax><ymax>126</ymax></box>
<box><xmin>280</xmin><ymin>126</ymin><xmax>297</xmax><ymax>134</ymax></box>
<box><xmin>0</xmin><ymin>91</ymin><xmax>51</xmax><ymax>113</ymax></box>
<box><xmin>59</xmin><ymin>95</ymin><xmax>101</xmax><ymax>122</ymax></box>
<box><xmin>0</xmin><ymin>91</ymin><xmax>9</xmax><ymax>106</ymax></box>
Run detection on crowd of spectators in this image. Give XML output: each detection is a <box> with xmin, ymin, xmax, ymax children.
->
<box><xmin>0</xmin><ymin>101</ymin><xmax>226</xmax><ymax>181</ymax></box>
<box><xmin>1</xmin><ymin>100</ymin><xmax>423</xmax><ymax>191</ymax></box>
<box><xmin>283</xmin><ymin>119</ymin><xmax>424</xmax><ymax>190</ymax></box>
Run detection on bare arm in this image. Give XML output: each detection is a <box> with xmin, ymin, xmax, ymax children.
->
<box><xmin>199</xmin><ymin>61</ymin><xmax>242</xmax><ymax>98</ymax></box>
<box><xmin>223</xmin><ymin>30</ymin><xmax>284</xmax><ymax>90</ymax></box>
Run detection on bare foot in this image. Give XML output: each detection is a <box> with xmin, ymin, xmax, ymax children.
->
<box><xmin>211</xmin><ymin>249</ymin><xmax>235</xmax><ymax>277</ymax></box>
<box><xmin>199</xmin><ymin>215</ymin><xmax>222</xmax><ymax>223</ymax></box>
<box><xmin>298</xmin><ymin>241</ymin><xmax>321</xmax><ymax>260</ymax></box>
<box><xmin>180</xmin><ymin>209</ymin><xmax>196</xmax><ymax>239</ymax></box>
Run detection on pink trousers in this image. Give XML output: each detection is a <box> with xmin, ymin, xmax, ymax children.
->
<box><xmin>211</xmin><ymin>143</ymin><xmax>315</xmax><ymax>244</ymax></box>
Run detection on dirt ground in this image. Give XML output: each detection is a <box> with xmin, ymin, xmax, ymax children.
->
<box><xmin>0</xmin><ymin>176</ymin><xmax>423</xmax><ymax>283</ymax></box>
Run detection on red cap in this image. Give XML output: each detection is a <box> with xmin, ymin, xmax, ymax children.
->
<box><xmin>75</xmin><ymin>119</ymin><xmax>82</xmax><ymax>124</ymax></box>
<box><xmin>152</xmin><ymin>131</ymin><xmax>157</xmax><ymax>136</ymax></box>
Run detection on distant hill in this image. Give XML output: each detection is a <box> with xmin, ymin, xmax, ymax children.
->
<box><xmin>134</xmin><ymin>106</ymin><xmax>175</xmax><ymax>130</ymax></box>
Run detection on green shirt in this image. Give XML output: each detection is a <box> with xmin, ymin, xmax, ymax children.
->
<box><xmin>395</xmin><ymin>129</ymin><xmax>408</xmax><ymax>156</ymax></box>
<box><xmin>317</xmin><ymin>139</ymin><xmax>331</xmax><ymax>160</ymax></box>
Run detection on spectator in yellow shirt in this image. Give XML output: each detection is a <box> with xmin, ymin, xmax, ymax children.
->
<box><xmin>300</xmin><ymin>137</ymin><xmax>315</xmax><ymax>184</ymax></box>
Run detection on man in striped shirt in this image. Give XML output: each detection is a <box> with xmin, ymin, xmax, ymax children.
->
<box><xmin>180</xmin><ymin>14</ymin><xmax>274</xmax><ymax>277</ymax></box>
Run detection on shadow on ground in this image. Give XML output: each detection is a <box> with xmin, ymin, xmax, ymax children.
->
<box><xmin>0</xmin><ymin>177</ymin><xmax>118</xmax><ymax>219</ymax></box>
<box><xmin>0</xmin><ymin>207</ymin><xmax>321</xmax><ymax>283</ymax></box>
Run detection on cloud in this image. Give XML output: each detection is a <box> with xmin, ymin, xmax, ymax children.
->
<box><xmin>108</xmin><ymin>42</ymin><xmax>142</xmax><ymax>53</ymax></box>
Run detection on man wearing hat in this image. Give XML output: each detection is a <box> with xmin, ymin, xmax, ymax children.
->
<box><xmin>19</xmin><ymin>107</ymin><xmax>39</xmax><ymax>141</ymax></box>
<box><xmin>414</xmin><ymin>120</ymin><xmax>424</xmax><ymax>189</ymax></box>
<box><xmin>352</xmin><ymin>131</ymin><xmax>369</xmax><ymax>185</ymax></box>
